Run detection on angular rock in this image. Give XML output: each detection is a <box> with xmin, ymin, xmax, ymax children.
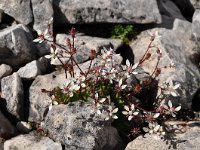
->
<box><xmin>171</xmin><ymin>0</ymin><xmax>194</xmax><ymax>21</ymax></box>
<box><xmin>1</xmin><ymin>73</ymin><xmax>24</xmax><ymax>120</ymax></box>
<box><xmin>0</xmin><ymin>0</ymin><xmax>33</xmax><ymax>25</ymax></box>
<box><xmin>53</xmin><ymin>0</ymin><xmax>161</xmax><ymax>25</ymax></box>
<box><xmin>28</xmin><ymin>71</ymin><xmax>67</xmax><ymax>122</ymax></box>
<box><xmin>4</xmin><ymin>134</ymin><xmax>62</xmax><ymax>150</ymax></box>
<box><xmin>0</xmin><ymin>64</ymin><xmax>12</xmax><ymax>79</ymax></box>
<box><xmin>192</xmin><ymin>9</ymin><xmax>200</xmax><ymax>46</ymax></box>
<box><xmin>0</xmin><ymin>24</ymin><xmax>36</xmax><ymax>67</ymax></box>
<box><xmin>190</xmin><ymin>0</ymin><xmax>200</xmax><ymax>9</ymax></box>
<box><xmin>17</xmin><ymin>57</ymin><xmax>50</xmax><ymax>80</ymax></box>
<box><xmin>130</xmin><ymin>19</ymin><xmax>200</xmax><ymax>108</ymax></box>
<box><xmin>0</xmin><ymin>110</ymin><xmax>17</xmax><ymax>139</ymax></box>
<box><xmin>56</xmin><ymin>34</ymin><xmax>123</xmax><ymax>64</ymax></box>
<box><xmin>31</xmin><ymin>0</ymin><xmax>54</xmax><ymax>32</ymax></box>
<box><xmin>157</xmin><ymin>0</ymin><xmax>185</xmax><ymax>28</ymax></box>
<box><xmin>44</xmin><ymin>102</ymin><xmax>124</xmax><ymax>150</ymax></box>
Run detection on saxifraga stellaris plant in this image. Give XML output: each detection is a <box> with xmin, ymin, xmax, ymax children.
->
<box><xmin>34</xmin><ymin>18</ymin><xmax>181</xmax><ymax>140</ymax></box>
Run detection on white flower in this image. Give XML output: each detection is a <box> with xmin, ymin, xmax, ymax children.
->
<box><xmin>105</xmin><ymin>106</ymin><xmax>118</xmax><ymax>121</ymax></box>
<box><xmin>165</xmin><ymin>80</ymin><xmax>180</xmax><ymax>97</ymax></box>
<box><xmin>124</xmin><ymin>60</ymin><xmax>138</xmax><ymax>77</ymax></box>
<box><xmin>143</xmin><ymin>122</ymin><xmax>165</xmax><ymax>135</ymax></box>
<box><xmin>33</xmin><ymin>29</ymin><xmax>49</xmax><ymax>43</ymax></box>
<box><xmin>45</xmin><ymin>47</ymin><xmax>60</xmax><ymax>65</ymax></box>
<box><xmin>165</xmin><ymin>100</ymin><xmax>181</xmax><ymax>117</ymax></box>
<box><xmin>122</xmin><ymin>104</ymin><xmax>139</xmax><ymax>121</ymax></box>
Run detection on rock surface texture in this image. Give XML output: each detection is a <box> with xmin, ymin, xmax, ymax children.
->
<box><xmin>0</xmin><ymin>0</ymin><xmax>200</xmax><ymax>149</ymax></box>
<box><xmin>0</xmin><ymin>0</ymin><xmax>33</xmax><ymax>25</ymax></box>
<box><xmin>0</xmin><ymin>24</ymin><xmax>36</xmax><ymax>67</ymax></box>
<box><xmin>53</xmin><ymin>0</ymin><xmax>162</xmax><ymax>24</ymax></box>
<box><xmin>1</xmin><ymin>73</ymin><xmax>24</xmax><ymax>120</ymax></box>
<box><xmin>44</xmin><ymin>102</ymin><xmax>124</xmax><ymax>150</ymax></box>
<box><xmin>4</xmin><ymin>134</ymin><xmax>62</xmax><ymax>150</ymax></box>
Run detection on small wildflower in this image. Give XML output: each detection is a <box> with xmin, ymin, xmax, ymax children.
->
<box><xmin>105</xmin><ymin>106</ymin><xmax>118</xmax><ymax>121</ymax></box>
<box><xmin>164</xmin><ymin>100</ymin><xmax>181</xmax><ymax>117</ymax></box>
<box><xmin>165</xmin><ymin>80</ymin><xmax>180</xmax><ymax>97</ymax></box>
<box><xmin>45</xmin><ymin>47</ymin><xmax>61</xmax><ymax>65</ymax></box>
<box><xmin>33</xmin><ymin>29</ymin><xmax>49</xmax><ymax>43</ymax></box>
<box><xmin>122</xmin><ymin>104</ymin><xmax>139</xmax><ymax>121</ymax></box>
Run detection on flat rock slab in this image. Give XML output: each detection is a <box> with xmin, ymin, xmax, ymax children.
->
<box><xmin>53</xmin><ymin>0</ymin><xmax>161</xmax><ymax>24</ymax></box>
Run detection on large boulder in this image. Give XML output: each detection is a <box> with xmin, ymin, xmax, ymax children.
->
<box><xmin>130</xmin><ymin>19</ymin><xmax>200</xmax><ymax>108</ymax></box>
<box><xmin>0</xmin><ymin>24</ymin><xmax>36</xmax><ymax>67</ymax></box>
<box><xmin>44</xmin><ymin>102</ymin><xmax>124</xmax><ymax>150</ymax></box>
<box><xmin>1</xmin><ymin>73</ymin><xmax>24</xmax><ymax>120</ymax></box>
<box><xmin>0</xmin><ymin>110</ymin><xmax>17</xmax><ymax>139</ymax></box>
<box><xmin>31</xmin><ymin>0</ymin><xmax>54</xmax><ymax>32</ymax></box>
<box><xmin>53</xmin><ymin>0</ymin><xmax>161</xmax><ymax>25</ymax></box>
<box><xmin>0</xmin><ymin>0</ymin><xmax>33</xmax><ymax>25</ymax></box>
<box><xmin>4</xmin><ymin>134</ymin><xmax>62</xmax><ymax>150</ymax></box>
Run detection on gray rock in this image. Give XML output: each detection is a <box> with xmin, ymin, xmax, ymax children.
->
<box><xmin>0</xmin><ymin>24</ymin><xmax>36</xmax><ymax>67</ymax></box>
<box><xmin>0</xmin><ymin>0</ymin><xmax>33</xmax><ymax>25</ymax></box>
<box><xmin>190</xmin><ymin>0</ymin><xmax>200</xmax><ymax>9</ymax></box>
<box><xmin>4</xmin><ymin>134</ymin><xmax>62</xmax><ymax>150</ymax></box>
<box><xmin>1</xmin><ymin>73</ymin><xmax>24</xmax><ymax>120</ymax></box>
<box><xmin>44</xmin><ymin>102</ymin><xmax>123</xmax><ymax>150</ymax></box>
<box><xmin>130</xmin><ymin>19</ymin><xmax>200</xmax><ymax>108</ymax></box>
<box><xmin>126</xmin><ymin>121</ymin><xmax>200</xmax><ymax>150</ymax></box>
<box><xmin>192</xmin><ymin>9</ymin><xmax>200</xmax><ymax>46</ymax></box>
<box><xmin>53</xmin><ymin>0</ymin><xmax>161</xmax><ymax>25</ymax></box>
<box><xmin>126</xmin><ymin>134</ymin><xmax>172</xmax><ymax>150</ymax></box>
<box><xmin>17</xmin><ymin>57</ymin><xmax>50</xmax><ymax>80</ymax></box>
<box><xmin>28</xmin><ymin>71</ymin><xmax>67</xmax><ymax>122</ymax></box>
<box><xmin>157</xmin><ymin>0</ymin><xmax>185</xmax><ymax>28</ymax></box>
<box><xmin>56</xmin><ymin>34</ymin><xmax>123</xmax><ymax>64</ymax></box>
<box><xmin>0</xmin><ymin>9</ymin><xmax>3</xmax><ymax>24</ymax></box>
<box><xmin>0</xmin><ymin>110</ymin><xmax>17</xmax><ymax>139</ymax></box>
<box><xmin>31</xmin><ymin>0</ymin><xmax>54</xmax><ymax>32</ymax></box>
<box><xmin>0</xmin><ymin>64</ymin><xmax>12</xmax><ymax>79</ymax></box>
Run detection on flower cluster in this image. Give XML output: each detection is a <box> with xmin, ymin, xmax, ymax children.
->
<box><xmin>34</xmin><ymin>18</ymin><xmax>182</xmax><ymax>138</ymax></box>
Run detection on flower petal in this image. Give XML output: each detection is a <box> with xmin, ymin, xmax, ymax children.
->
<box><xmin>112</xmin><ymin>108</ymin><xmax>118</xmax><ymax>113</ymax></box>
<box><xmin>168</xmin><ymin>100</ymin><xmax>172</xmax><ymax>108</ymax></box>
<box><xmin>153</xmin><ymin>113</ymin><xmax>160</xmax><ymax>118</ymax></box>
<box><xmin>119</xmin><ymin>78</ymin><xmax>123</xmax><ymax>87</ymax></box>
<box><xmin>126</xmin><ymin>59</ymin><xmax>130</xmax><ymax>67</ymax></box>
<box><xmin>132</xmin><ymin>62</ymin><xmax>139</xmax><ymax>70</ymax></box>
<box><xmin>175</xmin><ymin>106</ymin><xmax>181</xmax><ymax>111</ymax></box>
<box><xmin>173</xmin><ymin>83</ymin><xmax>180</xmax><ymax>89</ymax></box>
<box><xmin>128</xmin><ymin>115</ymin><xmax>133</xmax><ymax>121</ymax></box>
<box><xmin>112</xmin><ymin>115</ymin><xmax>118</xmax><ymax>119</ymax></box>
<box><xmin>122</xmin><ymin>111</ymin><xmax>128</xmax><ymax>115</ymax></box>
<box><xmin>124</xmin><ymin>105</ymin><xmax>129</xmax><ymax>111</ymax></box>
